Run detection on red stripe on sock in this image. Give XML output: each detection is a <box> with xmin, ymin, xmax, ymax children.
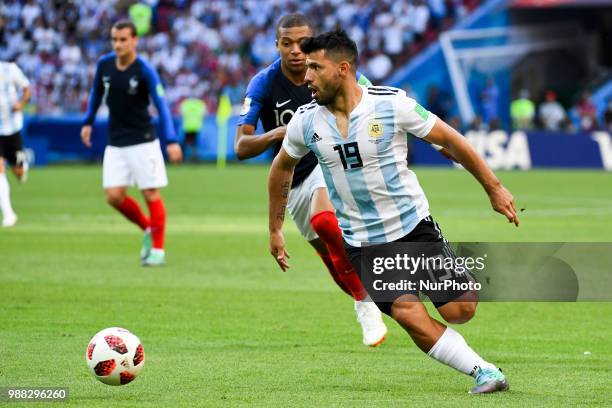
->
<box><xmin>116</xmin><ymin>196</ymin><xmax>150</xmax><ymax>230</ymax></box>
<box><xmin>311</xmin><ymin>210</ymin><xmax>367</xmax><ymax>301</ymax></box>
<box><xmin>147</xmin><ymin>198</ymin><xmax>166</xmax><ymax>250</ymax></box>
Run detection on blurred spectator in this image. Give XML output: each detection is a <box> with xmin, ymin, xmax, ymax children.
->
<box><xmin>411</xmin><ymin>0</ymin><xmax>431</xmax><ymax>43</ymax></box>
<box><xmin>366</xmin><ymin>51</ymin><xmax>392</xmax><ymax>82</ymax></box>
<box><xmin>576</xmin><ymin>91</ymin><xmax>598</xmax><ymax>131</ymax></box>
<box><xmin>129</xmin><ymin>3</ymin><xmax>153</xmax><ymax>36</ymax></box>
<box><xmin>63</xmin><ymin>83</ymin><xmax>84</xmax><ymax>114</ymax></box>
<box><xmin>510</xmin><ymin>89</ymin><xmax>535</xmax><ymax>130</ymax></box>
<box><xmin>538</xmin><ymin>90</ymin><xmax>566</xmax><ymax>131</ymax></box>
<box><xmin>427</xmin><ymin>85</ymin><xmax>451</xmax><ymax>121</ymax></box>
<box><xmin>382</xmin><ymin>17</ymin><xmax>404</xmax><ymax>63</ymax></box>
<box><xmin>180</xmin><ymin>96</ymin><xmax>206</xmax><ymax>162</ymax></box>
<box><xmin>59</xmin><ymin>37</ymin><xmax>82</xmax><ymax>75</ymax></box>
<box><xmin>428</xmin><ymin>0</ymin><xmax>447</xmax><ymax>30</ymax></box>
<box><xmin>0</xmin><ymin>0</ymin><xmax>483</xmax><ymax>116</ymax></box>
<box><xmin>33</xmin><ymin>18</ymin><xmax>58</xmax><ymax>53</ymax></box>
<box><xmin>604</xmin><ymin>99</ymin><xmax>612</xmax><ymax>133</ymax></box>
<box><xmin>488</xmin><ymin>117</ymin><xmax>502</xmax><ymax>131</ymax></box>
<box><xmin>480</xmin><ymin>77</ymin><xmax>499</xmax><ymax>125</ymax></box>
<box><xmin>448</xmin><ymin>116</ymin><xmax>463</xmax><ymax>132</ymax></box>
<box><xmin>20</xmin><ymin>0</ymin><xmax>41</xmax><ymax>28</ymax></box>
<box><xmin>152</xmin><ymin>36</ymin><xmax>185</xmax><ymax>76</ymax></box>
<box><xmin>468</xmin><ymin>115</ymin><xmax>488</xmax><ymax>132</ymax></box>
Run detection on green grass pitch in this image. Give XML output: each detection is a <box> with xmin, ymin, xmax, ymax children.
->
<box><xmin>0</xmin><ymin>165</ymin><xmax>611</xmax><ymax>407</ymax></box>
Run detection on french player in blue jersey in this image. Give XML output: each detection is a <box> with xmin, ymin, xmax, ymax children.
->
<box><xmin>269</xmin><ymin>29</ymin><xmax>519</xmax><ymax>394</ymax></box>
<box><xmin>236</xmin><ymin>14</ymin><xmax>388</xmax><ymax>347</ymax></box>
<box><xmin>81</xmin><ymin>21</ymin><xmax>183</xmax><ymax>266</ymax></box>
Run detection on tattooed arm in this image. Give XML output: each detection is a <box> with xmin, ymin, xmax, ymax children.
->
<box><xmin>268</xmin><ymin>148</ymin><xmax>299</xmax><ymax>271</ymax></box>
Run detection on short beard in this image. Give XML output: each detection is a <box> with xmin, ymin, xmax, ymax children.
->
<box><xmin>314</xmin><ymin>82</ymin><xmax>340</xmax><ymax>106</ymax></box>
<box><xmin>315</xmin><ymin>93</ymin><xmax>332</xmax><ymax>106</ymax></box>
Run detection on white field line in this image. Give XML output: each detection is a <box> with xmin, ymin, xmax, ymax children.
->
<box><xmin>3</xmin><ymin>215</ymin><xmax>301</xmax><ymax>235</ymax></box>
<box><xmin>4</xmin><ymin>206</ymin><xmax>612</xmax><ymax>236</ymax></box>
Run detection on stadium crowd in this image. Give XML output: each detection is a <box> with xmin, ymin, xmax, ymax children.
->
<box><xmin>506</xmin><ymin>88</ymin><xmax>609</xmax><ymax>133</ymax></box>
<box><xmin>0</xmin><ymin>0</ymin><xmax>481</xmax><ymax>116</ymax></box>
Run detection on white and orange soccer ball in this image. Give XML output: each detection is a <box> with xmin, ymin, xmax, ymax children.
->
<box><xmin>85</xmin><ymin>327</ymin><xmax>145</xmax><ymax>386</ymax></box>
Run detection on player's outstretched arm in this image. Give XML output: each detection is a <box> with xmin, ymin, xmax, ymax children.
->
<box><xmin>12</xmin><ymin>86</ymin><xmax>30</xmax><ymax>112</ymax></box>
<box><xmin>141</xmin><ymin>60</ymin><xmax>183</xmax><ymax>163</ymax></box>
<box><xmin>235</xmin><ymin>124</ymin><xmax>286</xmax><ymax>160</ymax></box>
<box><xmin>165</xmin><ymin>143</ymin><xmax>183</xmax><ymax>163</ymax></box>
<box><xmin>268</xmin><ymin>148</ymin><xmax>299</xmax><ymax>271</ymax></box>
<box><xmin>82</xmin><ymin>60</ymin><xmax>104</xmax><ymax>148</ymax></box>
<box><xmin>423</xmin><ymin>118</ymin><xmax>519</xmax><ymax>226</ymax></box>
<box><xmin>437</xmin><ymin>146</ymin><xmax>456</xmax><ymax>162</ymax></box>
<box><xmin>423</xmin><ymin>139</ymin><xmax>457</xmax><ymax>162</ymax></box>
<box><xmin>11</xmin><ymin>63</ymin><xmax>31</xmax><ymax>112</ymax></box>
<box><xmin>81</xmin><ymin>125</ymin><xmax>92</xmax><ymax>148</ymax></box>
<box><xmin>236</xmin><ymin>69</ymin><xmax>287</xmax><ymax>160</ymax></box>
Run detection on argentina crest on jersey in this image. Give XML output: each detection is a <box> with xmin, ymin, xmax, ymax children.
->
<box><xmin>367</xmin><ymin>117</ymin><xmax>384</xmax><ymax>143</ymax></box>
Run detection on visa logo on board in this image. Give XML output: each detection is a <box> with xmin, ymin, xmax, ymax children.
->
<box><xmin>455</xmin><ymin>130</ymin><xmax>532</xmax><ymax>170</ymax></box>
<box><xmin>592</xmin><ymin>132</ymin><xmax>612</xmax><ymax>171</ymax></box>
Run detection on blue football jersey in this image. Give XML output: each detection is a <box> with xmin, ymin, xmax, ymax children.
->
<box><xmin>239</xmin><ymin>58</ymin><xmax>372</xmax><ymax>187</ymax></box>
<box><xmin>84</xmin><ymin>53</ymin><xmax>176</xmax><ymax>147</ymax></box>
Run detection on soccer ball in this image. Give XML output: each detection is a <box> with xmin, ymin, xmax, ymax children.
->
<box><xmin>85</xmin><ymin>327</ymin><xmax>145</xmax><ymax>386</ymax></box>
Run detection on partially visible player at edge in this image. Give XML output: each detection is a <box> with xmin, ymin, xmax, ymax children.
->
<box><xmin>0</xmin><ymin>60</ymin><xmax>31</xmax><ymax>227</ymax></box>
<box><xmin>235</xmin><ymin>14</ymin><xmax>388</xmax><ymax>347</ymax></box>
<box><xmin>269</xmin><ymin>29</ymin><xmax>519</xmax><ymax>394</ymax></box>
<box><xmin>81</xmin><ymin>20</ymin><xmax>182</xmax><ymax>266</ymax></box>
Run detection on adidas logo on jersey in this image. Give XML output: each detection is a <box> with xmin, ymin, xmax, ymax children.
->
<box><xmin>310</xmin><ymin>132</ymin><xmax>322</xmax><ymax>143</ymax></box>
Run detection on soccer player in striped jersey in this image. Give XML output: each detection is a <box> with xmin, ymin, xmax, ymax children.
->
<box><xmin>81</xmin><ymin>21</ymin><xmax>183</xmax><ymax>266</ymax></box>
<box><xmin>268</xmin><ymin>29</ymin><xmax>519</xmax><ymax>394</ymax></box>
<box><xmin>236</xmin><ymin>14</ymin><xmax>387</xmax><ymax>347</ymax></box>
<box><xmin>0</xmin><ymin>60</ymin><xmax>31</xmax><ymax>227</ymax></box>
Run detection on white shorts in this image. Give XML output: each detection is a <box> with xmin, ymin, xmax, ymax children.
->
<box><xmin>287</xmin><ymin>165</ymin><xmax>327</xmax><ymax>241</ymax></box>
<box><xmin>103</xmin><ymin>139</ymin><xmax>168</xmax><ymax>190</ymax></box>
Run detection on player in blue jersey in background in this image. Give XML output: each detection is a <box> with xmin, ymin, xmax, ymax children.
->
<box><xmin>269</xmin><ymin>29</ymin><xmax>519</xmax><ymax>394</ymax></box>
<box><xmin>236</xmin><ymin>14</ymin><xmax>388</xmax><ymax>347</ymax></box>
<box><xmin>81</xmin><ymin>20</ymin><xmax>183</xmax><ymax>266</ymax></box>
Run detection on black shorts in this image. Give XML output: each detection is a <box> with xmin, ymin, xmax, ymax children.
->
<box><xmin>345</xmin><ymin>216</ymin><xmax>477</xmax><ymax>316</ymax></box>
<box><xmin>0</xmin><ymin>132</ymin><xmax>25</xmax><ymax>166</ymax></box>
<box><xmin>183</xmin><ymin>131</ymin><xmax>198</xmax><ymax>145</ymax></box>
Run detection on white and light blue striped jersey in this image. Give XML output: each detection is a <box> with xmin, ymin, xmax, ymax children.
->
<box><xmin>0</xmin><ymin>62</ymin><xmax>30</xmax><ymax>136</ymax></box>
<box><xmin>283</xmin><ymin>85</ymin><xmax>437</xmax><ymax>247</ymax></box>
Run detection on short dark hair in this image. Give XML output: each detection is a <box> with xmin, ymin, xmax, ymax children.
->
<box><xmin>112</xmin><ymin>20</ymin><xmax>137</xmax><ymax>37</ymax></box>
<box><xmin>275</xmin><ymin>13</ymin><xmax>314</xmax><ymax>38</ymax></box>
<box><xmin>299</xmin><ymin>29</ymin><xmax>358</xmax><ymax>70</ymax></box>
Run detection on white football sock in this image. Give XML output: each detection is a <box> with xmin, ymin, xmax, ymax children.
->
<box><xmin>0</xmin><ymin>172</ymin><xmax>15</xmax><ymax>218</ymax></box>
<box><xmin>427</xmin><ymin>326</ymin><xmax>496</xmax><ymax>377</ymax></box>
